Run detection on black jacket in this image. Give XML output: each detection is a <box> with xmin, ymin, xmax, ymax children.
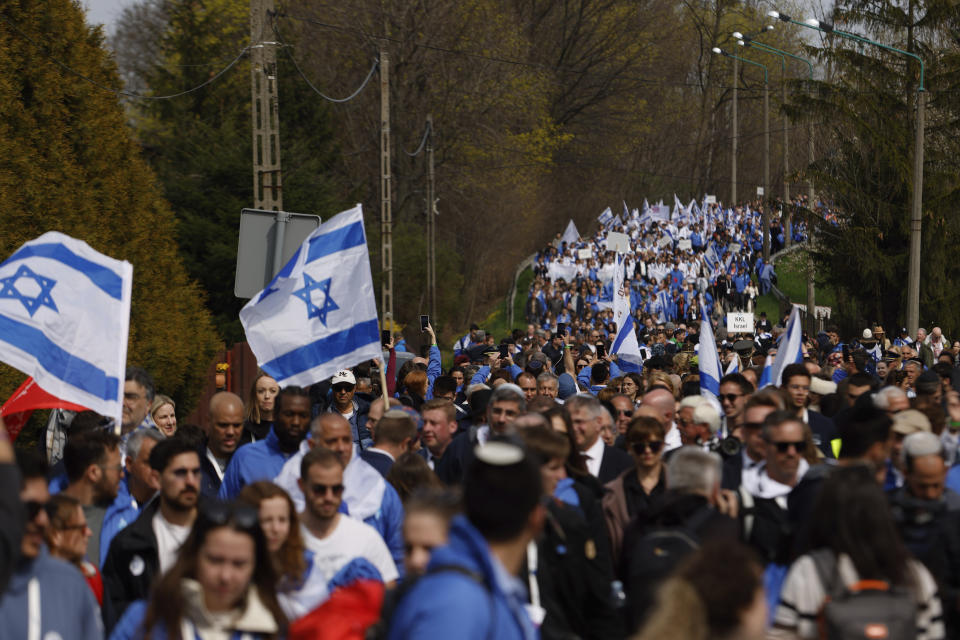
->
<box><xmin>522</xmin><ymin>499</ymin><xmax>624</xmax><ymax>640</ymax></box>
<box><xmin>0</xmin><ymin>464</ymin><xmax>23</xmax><ymax>595</ymax></box>
<box><xmin>101</xmin><ymin>497</ymin><xmax>161</xmax><ymax>632</ymax></box>
<box><xmin>360</xmin><ymin>448</ymin><xmax>394</xmax><ymax>477</ymax></box>
<box><xmin>598</xmin><ymin>444</ymin><xmax>634</xmax><ymax>485</ymax></box>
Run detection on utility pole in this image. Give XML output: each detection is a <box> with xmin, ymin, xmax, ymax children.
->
<box><xmin>380</xmin><ymin>45</ymin><xmax>393</xmax><ymax>329</ymax></box>
<box><xmin>250</xmin><ymin>0</ymin><xmax>282</xmax><ymax>211</ymax></box>
<box><xmin>782</xmin><ymin>78</ymin><xmax>790</xmax><ymax>248</ymax></box>
<box><xmin>906</xmin><ymin>91</ymin><xmax>925</xmax><ymax>337</ymax></box>
<box><xmin>425</xmin><ymin>114</ymin><xmax>436</xmax><ymax>321</ymax></box>
<box><xmin>762</xmin><ymin>81</ymin><xmax>770</xmax><ymax>260</ymax></box>
<box><xmin>731</xmin><ymin>57</ymin><xmax>738</xmax><ymax>205</ymax></box>
<box><xmin>807</xmin><ymin>113</ymin><xmax>816</xmax><ymax>337</ymax></box>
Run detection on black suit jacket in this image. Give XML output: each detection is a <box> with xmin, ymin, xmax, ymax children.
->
<box><xmin>598</xmin><ymin>444</ymin><xmax>634</xmax><ymax>485</ymax></box>
<box><xmin>807</xmin><ymin>410</ymin><xmax>838</xmax><ymax>459</ymax></box>
<box><xmin>359</xmin><ymin>448</ymin><xmax>394</xmax><ymax>477</ymax></box>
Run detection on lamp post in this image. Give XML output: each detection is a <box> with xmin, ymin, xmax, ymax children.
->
<box><xmin>713</xmin><ymin>47</ymin><xmax>771</xmax><ymax>259</ymax></box>
<box><xmin>769</xmin><ymin>9</ymin><xmax>926</xmax><ymax>335</ymax></box>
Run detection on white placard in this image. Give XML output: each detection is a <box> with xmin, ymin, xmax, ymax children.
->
<box><xmin>729</xmin><ymin>242</ymin><xmax>741</xmax><ymax>253</ymax></box>
<box><xmin>705</xmin><ymin>195</ymin><xmax>717</xmax><ymax>204</ymax></box>
<box><xmin>726</xmin><ymin>312</ymin><xmax>754</xmax><ymax>334</ymax></box>
<box><xmin>577</xmin><ymin>248</ymin><xmax>593</xmax><ymax>260</ymax></box>
<box><xmin>658</xmin><ymin>237</ymin><xmax>673</xmax><ymax>248</ymax></box>
<box><xmin>607</xmin><ymin>232</ymin><xmax>630</xmax><ymax>253</ymax></box>
<box><xmin>677</xmin><ymin>238</ymin><xmax>692</xmax><ymax>251</ymax></box>
<box><xmin>756</xmin><ymin>187</ymin><xmax>765</xmax><ymax>196</ymax></box>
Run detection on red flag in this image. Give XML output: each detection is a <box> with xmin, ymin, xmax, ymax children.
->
<box><xmin>1</xmin><ymin>377</ymin><xmax>89</xmax><ymax>440</ymax></box>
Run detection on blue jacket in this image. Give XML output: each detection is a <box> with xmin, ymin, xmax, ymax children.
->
<box><xmin>0</xmin><ymin>548</ymin><xmax>101</xmax><ymax>640</ymax></box>
<box><xmin>425</xmin><ymin>345</ymin><xmax>442</xmax><ymax>400</ymax></box>
<box><xmin>577</xmin><ymin>361</ymin><xmax>623</xmax><ymax>394</ymax></box>
<box><xmin>100</xmin><ymin>478</ymin><xmax>142</xmax><ymax>568</ymax></box>
<box><xmin>387</xmin><ymin>515</ymin><xmax>536</xmax><ymax>640</ymax></box>
<box><xmin>218</xmin><ymin>427</ymin><xmax>299</xmax><ymax>500</ymax></box>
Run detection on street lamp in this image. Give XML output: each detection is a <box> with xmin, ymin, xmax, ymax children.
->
<box><xmin>768</xmin><ymin>8</ymin><xmax>926</xmax><ymax>335</ymax></box>
<box><xmin>714</xmin><ymin>47</ymin><xmax>771</xmax><ymax>259</ymax></box>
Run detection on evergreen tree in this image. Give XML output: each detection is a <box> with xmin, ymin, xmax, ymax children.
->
<box><xmin>119</xmin><ymin>0</ymin><xmax>351</xmax><ymax>343</ymax></box>
<box><xmin>0</xmin><ymin>0</ymin><xmax>220</xmax><ymax>410</ymax></box>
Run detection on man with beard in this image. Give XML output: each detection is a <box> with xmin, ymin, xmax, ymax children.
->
<box><xmin>219</xmin><ymin>386</ymin><xmax>311</xmax><ymax>499</ymax></box>
<box><xmin>101</xmin><ymin>437</ymin><xmax>201</xmax><ymax>631</ymax></box>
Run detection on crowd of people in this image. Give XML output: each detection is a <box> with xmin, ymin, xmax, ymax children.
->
<box><xmin>1</xmin><ymin>203</ymin><xmax>959</xmax><ymax>639</ymax></box>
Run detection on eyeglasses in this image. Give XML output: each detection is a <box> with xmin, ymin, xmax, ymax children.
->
<box><xmin>309</xmin><ymin>483</ymin><xmax>345</xmax><ymax>497</ymax></box>
<box><xmin>617</xmin><ymin>409</ymin><xmax>633</xmax><ymax>418</ymax></box>
<box><xmin>720</xmin><ymin>393</ymin><xmax>742</xmax><ymax>403</ymax></box>
<box><xmin>332</xmin><ymin>384</ymin><xmax>355</xmax><ymax>393</ymax></box>
<box><xmin>204</xmin><ymin>501</ymin><xmax>260</xmax><ymax>530</ymax></box>
<box><xmin>769</xmin><ymin>440</ymin><xmax>805</xmax><ymax>454</ymax></box>
<box><xmin>631</xmin><ymin>441</ymin><xmax>663</xmax><ymax>455</ymax></box>
<box><xmin>743</xmin><ymin>421</ymin><xmax>764</xmax><ymax>430</ymax></box>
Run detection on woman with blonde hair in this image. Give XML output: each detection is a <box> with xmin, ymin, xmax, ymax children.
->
<box><xmin>150</xmin><ymin>395</ymin><xmax>177</xmax><ymax>437</ymax></box>
<box><xmin>243</xmin><ymin>371</ymin><xmax>279</xmax><ymax>443</ymax></box>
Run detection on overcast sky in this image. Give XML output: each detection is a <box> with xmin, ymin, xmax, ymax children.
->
<box><xmin>82</xmin><ymin>0</ymin><xmax>136</xmax><ymax>31</ymax></box>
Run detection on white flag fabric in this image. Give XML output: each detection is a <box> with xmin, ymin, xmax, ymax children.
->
<box><xmin>0</xmin><ymin>232</ymin><xmax>132</xmax><ymax>425</ymax></box>
<box><xmin>697</xmin><ymin>300</ymin><xmax>723</xmax><ymax>412</ymax></box>
<box><xmin>597</xmin><ymin>206</ymin><xmax>614</xmax><ymax>228</ymax></box>
<box><xmin>240</xmin><ymin>205</ymin><xmax>382</xmax><ymax>387</ymax></box>
<box><xmin>610</xmin><ymin>256</ymin><xmax>642</xmax><ymax>373</ymax></box>
<box><xmin>768</xmin><ymin>306</ymin><xmax>804</xmax><ymax>388</ymax></box>
<box><xmin>725</xmin><ymin>354</ymin><xmax>740</xmax><ymax>375</ymax></box>
<box><xmin>560</xmin><ymin>219</ymin><xmax>580</xmax><ymax>246</ymax></box>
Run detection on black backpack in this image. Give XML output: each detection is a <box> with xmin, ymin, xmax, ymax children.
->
<box><xmin>810</xmin><ymin>549</ymin><xmax>918</xmax><ymax>640</ymax></box>
<box><xmin>625</xmin><ymin>506</ymin><xmax>714</xmax><ymax>631</ymax></box>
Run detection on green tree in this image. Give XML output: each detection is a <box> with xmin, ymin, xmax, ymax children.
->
<box><xmin>794</xmin><ymin>0</ymin><xmax>960</xmax><ymax>334</ymax></box>
<box><xmin>0</xmin><ymin>0</ymin><xmax>219</xmax><ymax>411</ymax></box>
<box><xmin>117</xmin><ymin>0</ymin><xmax>352</xmax><ymax>343</ymax></box>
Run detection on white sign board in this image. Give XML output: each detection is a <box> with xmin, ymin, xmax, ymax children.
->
<box><xmin>705</xmin><ymin>195</ymin><xmax>717</xmax><ymax>204</ymax></box>
<box><xmin>577</xmin><ymin>248</ymin><xmax>593</xmax><ymax>260</ymax></box>
<box><xmin>756</xmin><ymin>187</ymin><xmax>765</xmax><ymax>196</ymax></box>
<box><xmin>726</xmin><ymin>312</ymin><xmax>754</xmax><ymax>334</ymax></box>
<box><xmin>677</xmin><ymin>239</ymin><xmax>692</xmax><ymax>251</ymax></box>
<box><xmin>607</xmin><ymin>232</ymin><xmax>631</xmax><ymax>253</ymax></box>
<box><xmin>729</xmin><ymin>242</ymin><xmax>741</xmax><ymax>253</ymax></box>
<box><xmin>658</xmin><ymin>237</ymin><xmax>673</xmax><ymax>249</ymax></box>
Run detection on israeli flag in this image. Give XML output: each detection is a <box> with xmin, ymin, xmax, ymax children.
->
<box><xmin>597</xmin><ymin>206</ymin><xmax>614</xmax><ymax>228</ymax></box>
<box><xmin>725</xmin><ymin>354</ymin><xmax>739</xmax><ymax>375</ymax></box>
<box><xmin>768</xmin><ymin>306</ymin><xmax>804</xmax><ymax>387</ymax></box>
<box><xmin>758</xmin><ymin>354</ymin><xmax>774</xmax><ymax>388</ymax></box>
<box><xmin>240</xmin><ymin>204</ymin><xmax>382</xmax><ymax>387</ymax></box>
<box><xmin>697</xmin><ymin>301</ymin><xmax>723</xmax><ymax>411</ymax></box>
<box><xmin>610</xmin><ymin>256</ymin><xmax>642</xmax><ymax>373</ymax></box>
<box><xmin>0</xmin><ymin>232</ymin><xmax>132</xmax><ymax>425</ymax></box>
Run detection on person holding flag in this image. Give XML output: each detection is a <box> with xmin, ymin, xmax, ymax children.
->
<box><xmin>610</xmin><ymin>255</ymin><xmax>643</xmax><ymax>374</ymax></box>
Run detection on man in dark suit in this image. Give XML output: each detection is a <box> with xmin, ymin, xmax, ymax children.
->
<box><xmin>780</xmin><ymin>363</ymin><xmax>837</xmax><ymax>458</ymax></box>
<box><xmin>567</xmin><ymin>394</ymin><xmax>633</xmax><ymax>484</ymax></box>
<box><xmin>358</xmin><ymin>409</ymin><xmax>418</xmax><ymax>477</ymax></box>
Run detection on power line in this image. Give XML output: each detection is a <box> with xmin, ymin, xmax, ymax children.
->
<box><xmin>403</xmin><ymin>119</ymin><xmax>432</xmax><ymax>157</ymax></box>
<box><xmin>0</xmin><ymin>13</ymin><xmax>250</xmax><ymax>101</ymax></box>
<box><xmin>270</xmin><ymin>13</ymin><xmax>379</xmax><ymax>103</ymax></box>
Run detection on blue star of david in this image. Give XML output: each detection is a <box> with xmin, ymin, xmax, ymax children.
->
<box><xmin>0</xmin><ymin>264</ymin><xmax>58</xmax><ymax>317</ymax></box>
<box><xmin>292</xmin><ymin>273</ymin><xmax>339</xmax><ymax>324</ymax></box>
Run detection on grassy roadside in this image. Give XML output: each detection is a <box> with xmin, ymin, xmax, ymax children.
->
<box><xmin>756</xmin><ymin>248</ymin><xmax>837</xmax><ymax>321</ymax></box>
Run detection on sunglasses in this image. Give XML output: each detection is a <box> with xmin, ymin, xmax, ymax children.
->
<box><xmin>769</xmin><ymin>440</ymin><xmax>805</xmax><ymax>454</ymax></box>
<box><xmin>720</xmin><ymin>393</ymin><xmax>742</xmax><ymax>403</ymax></box>
<box><xmin>617</xmin><ymin>409</ymin><xmax>634</xmax><ymax>418</ymax></box>
<box><xmin>309</xmin><ymin>483</ymin><xmax>345</xmax><ymax>497</ymax></box>
<box><xmin>332</xmin><ymin>384</ymin><xmax>355</xmax><ymax>392</ymax></box>
<box><xmin>204</xmin><ymin>501</ymin><xmax>260</xmax><ymax>530</ymax></box>
<box><xmin>631</xmin><ymin>441</ymin><xmax>664</xmax><ymax>455</ymax></box>
<box><xmin>743</xmin><ymin>421</ymin><xmax>764</xmax><ymax>430</ymax></box>
<box><xmin>24</xmin><ymin>500</ymin><xmax>49</xmax><ymax>520</ymax></box>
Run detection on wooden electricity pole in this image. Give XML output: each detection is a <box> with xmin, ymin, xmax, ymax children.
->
<box><xmin>380</xmin><ymin>45</ymin><xmax>393</xmax><ymax>328</ymax></box>
<box><xmin>250</xmin><ymin>0</ymin><xmax>282</xmax><ymax>211</ymax></box>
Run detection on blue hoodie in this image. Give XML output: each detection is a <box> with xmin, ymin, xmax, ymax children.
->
<box><xmin>0</xmin><ymin>548</ymin><xmax>102</xmax><ymax>639</ymax></box>
<box><xmin>218</xmin><ymin>427</ymin><xmax>299</xmax><ymax>500</ymax></box>
<box><xmin>387</xmin><ymin>516</ymin><xmax>536</xmax><ymax>640</ymax></box>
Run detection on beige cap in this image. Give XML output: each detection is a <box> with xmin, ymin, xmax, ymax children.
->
<box><xmin>809</xmin><ymin>377</ymin><xmax>837</xmax><ymax>396</ymax></box>
<box><xmin>892</xmin><ymin>409</ymin><xmax>932</xmax><ymax>435</ymax></box>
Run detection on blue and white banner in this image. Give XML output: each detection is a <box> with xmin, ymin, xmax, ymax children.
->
<box><xmin>610</xmin><ymin>256</ymin><xmax>642</xmax><ymax>373</ymax></box>
<box><xmin>240</xmin><ymin>205</ymin><xmax>382</xmax><ymax>387</ymax></box>
<box><xmin>0</xmin><ymin>232</ymin><xmax>132</xmax><ymax>425</ymax></box>
<box><xmin>597</xmin><ymin>206</ymin><xmax>614</xmax><ymax>228</ymax></box>
<box><xmin>698</xmin><ymin>301</ymin><xmax>723</xmax><ymax>412</ymax></box>
<box><xmin>768</xmin><ymin>306</ymin><xmax>804</xmax><ymax>388</ymax></box>
<box><xmin>725</xmin><ymin>354</ymin><xmax>740</xmax><ymax>375</ymax></box>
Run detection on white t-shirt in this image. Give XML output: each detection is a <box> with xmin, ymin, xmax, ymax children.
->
<box><xmin>152</xmin><ymin>511</ymin><xmax>192</xmax><ymax>574</ymax></box>
<box><xmin>301</xmin><ymin>515</ymin><xmax>398</xmax><ymax>584</ymax></box>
